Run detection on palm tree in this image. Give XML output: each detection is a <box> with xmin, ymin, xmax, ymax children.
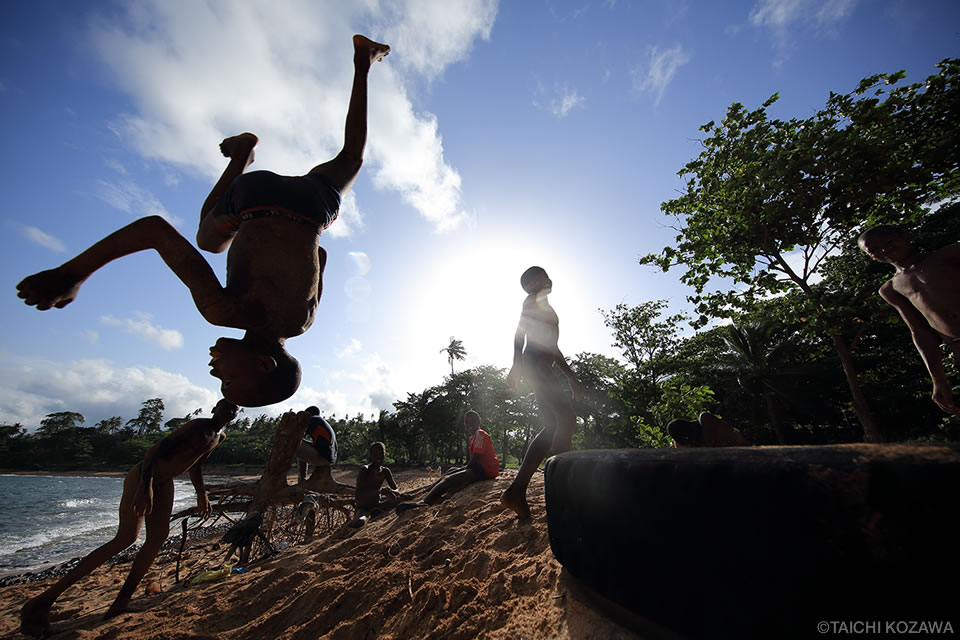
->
<box><xmin>440</xmin><ymin>337</ymin><xmax>466</xmax><ymax>375</ymax></box>
<box><xmin>717</xmin><ymin>319</ymin><xmax>799</xmax><ymax>444</ymax></box>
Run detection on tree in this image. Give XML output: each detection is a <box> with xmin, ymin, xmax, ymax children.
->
<box><xmin>600</xmin><ymin>301</ymin><xmax>688</xmax><ymax>385</ymax></box>
<box><xmin>38</xmin><ymin>412</ymin><xmax>85</xmax><ymax>435</ymax></box>
<box><xmin>716</xmin><ymin>319</ymin><xmax>800</xmax><ymax>444</ymax></box>
<box><xmin>126</xmin><ymin>398</ymin><xmax>165</xmax><ymax>436</ymax></box>
<box><xmin>94</xmin><ymin>416</ymin><xmax>123</xmax><ymax>434</ymax></box>
<box><xmin>440</xmin><ymin>337</ymin><xmax>467</xmax><ymax>375</ymax></box>
<box><xmin>640</xmin><ymin>60</ymin><xmax>960</xmax><ymax>442</ymax></box>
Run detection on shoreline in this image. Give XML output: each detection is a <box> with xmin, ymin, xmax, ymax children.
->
<box><xmin>0</xmin><ymin>465</ymin><xmax>269</xmax><ymax>479</ymax></box>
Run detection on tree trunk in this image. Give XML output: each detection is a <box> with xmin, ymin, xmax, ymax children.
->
<box><xmin>763</xmin><ymin>389</ymin><xmax>786</xmax><ymax>444</ymax></box>
<box><xmin>190</xmin><ymin>411</ymin><xmax>353</xmax><ymax>562</ymax></box>
<box><xmin>831</xmin><ymin>333</ymin><xmax>883</xmax><ymax>443</ymax></box>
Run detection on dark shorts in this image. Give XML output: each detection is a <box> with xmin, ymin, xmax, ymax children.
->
<box><xmin>312</xmin><ymin>439</ymin><xmax>335</xmax><ymax>464</ymax></box>
<box><xmin>470</xmin><ymin>465</ymin><xmax>487</xmax><ymax>482</ymax></box>
<box><xmin>526</xmin><ymin>358</ymin><xmax>572</xmax><ymax>412</ymax></box>
<box><xmin>210</xmin><ymin>170</ymin><xmax>341</xmax><ymax>235</ymax></box>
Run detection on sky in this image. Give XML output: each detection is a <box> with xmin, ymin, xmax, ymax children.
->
<box><xmin>1</xmin><ymin>0</ymin><xmax>957</xmax><ymax>430</ymax></box>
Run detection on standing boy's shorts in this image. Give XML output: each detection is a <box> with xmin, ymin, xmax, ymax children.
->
<box><xmin>210</xmin><ymin>170</ymin><xmax>342</xmax><ymax>235</ymax></box>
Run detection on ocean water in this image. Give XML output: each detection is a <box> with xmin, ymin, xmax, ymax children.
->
<box><xmin>0</xmin><ymin>474</ymin><xmax>226</xmax><ymax>575</ymax></box>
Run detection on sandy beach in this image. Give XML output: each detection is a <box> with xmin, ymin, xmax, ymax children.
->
<box><xmin>0</xmin><ymin>467</ymin><xmax>641</xmax><ymax>639</ymax></box>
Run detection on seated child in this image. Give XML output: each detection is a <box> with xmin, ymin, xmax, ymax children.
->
<box><xmin>21</xmin><ymin>400</ymin><xmax>238</xmax><ymax>637</ymax></box>
<box><xmin>349</xmin><ymin>442</ymin><xmax>402</xmax><ymax>528</ymax></box>
<box><xmin>16</xmin><ymin>35</ymin><xmax>391</xmax><ymax>407</ymax></box>
<box><xmin>397</xmin><ymin>410</ymin><xmax>499</xmax><ymax>513</ymax></box>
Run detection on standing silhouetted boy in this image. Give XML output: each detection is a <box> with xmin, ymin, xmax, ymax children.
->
<box><xmin>20</xmin><ymin>399</ymin><xmax>238</xmax><ymax>637</ymax></box>
<box><xmin>16</xmin><ymin>35</ymin><xmax>390</xmax><ymax>407</ymax></box>
<box><xmin>500</xmin><ymin>267</ymin><xmax>582</xmax><ymax>520</ymax></box>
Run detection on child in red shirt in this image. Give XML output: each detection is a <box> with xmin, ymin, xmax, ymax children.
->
<box><xmin>397</xmin><ymin>411</ymin><xmax>498</xmax><ymax>511</ymax></box>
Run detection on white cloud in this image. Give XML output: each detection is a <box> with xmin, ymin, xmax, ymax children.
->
<box><xmin>104</xmin><ymin>158</ymin><xmax>128</xmax><ymax>175</ymax></box>
<box><xmin>373</xmin><ymin>0</ymin><xmax>497</xmax><ymax>80</ymax></box>
<box><xmin>336</xmin><ymin>338</ymin><xmax>364</xmax><ymax>359</ymax></box>
<box><xmin>18</xmin><ymin>224</ymin><xmax>66</xmax><ymax>252</ymax></box>
<box><xmin>96</xmin><ymin>179</ymin><xmax>183</xmax><ymax>227</ymax></box>
<box><xmin>749</xmin><ymin>0</ymin><xmax>858</xmax><ymax>45</ymax></box>
<box><xmin>100</xmin><ymin>313</ymin><xmax>184</xmax><ymax>350</ymax></box>
<box><xmin>552</xmin><ymin>88</ymin><xmax>585</xmax><ymax>118</ymax></box>
<box><xmin>631</xmin><ymin>44</ymin><xmax>692</xmax><ymax>105</ymax></box>
<box><xmin>0</xmin><ymin>354</ymin><xmax>217</xmax><ymax>430</ymax></box>
<box><xmin>88</xmin><ymin>0</ymin><xmax>496</xmax><ymax>234</ymax></box>
<box><xmin>324</xmin><ymin>190</ymin><xmax>364</xmax><ymax>239</ymax></box>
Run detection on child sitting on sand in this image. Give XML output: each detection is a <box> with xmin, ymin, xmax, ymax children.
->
<box><xmin>858</xmin><ymin>225</ymin><xmax>960</xmax><ymax>415</ymax></box>
<box><xmin>20</xmin><ymin>399</ymin><xmax>238</xmax><ymax>637</ymax></box>
<box><xmin>500</xmin><ymin>267</ymin><xmax>582</xmax><ymax>521</ymax></box>
<box><xmin>396</xmin><ymin>410</ymin><xmax>499</xmax><ymax>514</ymax></box>
<box><xmin>349</xmin><ymin>442</ymin><xmax>404</xmax><ymax>528</ymax></box>
<box><xmin>16</xmin><ymin>35</ymin><xmax>390</xmax><ymax>408</ymax></box>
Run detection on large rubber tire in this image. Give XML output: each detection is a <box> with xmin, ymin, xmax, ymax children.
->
<box><xmin>544</xmin><ymin>445</ymin><xmax>960</xmax><ymax>638</ymax></box>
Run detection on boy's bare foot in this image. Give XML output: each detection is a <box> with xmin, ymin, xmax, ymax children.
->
<box><xmin>353</xmin><ymin>34</ymin><xmax>390</xmax><ymax>66</ymax></box>
<box><xmin>219</xmin><ymin>132</ymin><xmax>258</xmax><ymax>161</ymax></box>
<box><xmin>499</xmin><ymin>489</ymin><xmax>532</xmax><ymax>521</ymax></box>
<box><xmin>17</xmin><ymin>268</ymin><xmax>85</xmax><ymax>311</ymax></box>
<box><xmin>20</xmin><ymin>598</ymin><xmax>51</xmax><ymax>638</ymax></box>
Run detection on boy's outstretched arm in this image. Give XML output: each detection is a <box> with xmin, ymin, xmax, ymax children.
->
<box><xmin>881</xmin><ymin>282</ymin><xmax>960</xmax><ymax>415</ymax></box>
<box><xmin>17</xmin><ymin>216</ymin><xmax>236</xmax><ymax>326</ymax></box>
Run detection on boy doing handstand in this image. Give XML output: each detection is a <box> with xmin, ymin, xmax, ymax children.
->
<box><xmin>501</xmin><ymin>266</ymin><xmax>582</xmax><ymax>520</ymax></box>
<box><xmin>20</xmin><ymin>399</ymin><xmax>238</xmax><ymax>637</ymax></box>
<box><xmin>16</xmin><ymin>35</ymin><xmax>390</xmax><ymax>407</ymax></box>
<box><xmin>858</xmin><ymin>226</ymin><xmax>960</xmax><ymax>415</ymax></box>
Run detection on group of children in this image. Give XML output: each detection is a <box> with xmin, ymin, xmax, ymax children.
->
<box><xmin>15</xmin><ymin>30</ymin><xmax>960</xmax><ymax>637</ymax></box>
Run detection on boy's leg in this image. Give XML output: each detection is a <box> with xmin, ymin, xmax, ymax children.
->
<box><xmin>501</xmin><ymin>380</ymin><xmax>575</xmax><ymax>520</ymax></box>
<box><xmin>21</xmin><ymin>467</ymin><xmax>144</xmax><ymax>637</ymax></box>
<box><xmin>200</xmin><ymin>133</ymin><xmax>258</xmax><ymax>222</ymax></box>
<box><xmin>422</xmin><ymin>469</ymin><xmax>477</xmax><ymax>505</ymax></box>
<box><xmin>17</xmin><ymin>216</ymin><xmax>226</xmax><ymax>315</ymax></box>
<box><xmin>500</xmin><ymin>426</ymin><xmax>553</xmax><ymax>520</ymax></box>
<box><xmin>307</xmin><ymin>35</ymin><xmax>389</xmax><ymax>196</ymax></box>
<box><xmin>196</xmin><ymin>133</ymin><xmax>258</xmax><ymax>254</ymax></box>
<box><xmin>103</xmin><ymin>477</ymin><xmax>174</xmax><ymax>619</ymax></box>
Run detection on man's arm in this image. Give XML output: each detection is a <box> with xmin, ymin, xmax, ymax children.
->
<box><xmin>881</xmin><ymin>282</ymin><xmax>960</xmax><ymax>415</ymax></box>
<box><xmin>17</xmin><ymin>216</ymin><xmax>237</xmax><ymax>327</ymax></box>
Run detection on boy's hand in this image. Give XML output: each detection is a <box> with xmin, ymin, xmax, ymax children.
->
<box><xmin>932</xmin><ymin>385</ymin><xmax>960</xmax><ymax>416</ymax></box>
<box><xmin>506</xmin><ymin>367</ymin><xmax>521</xmax><ymax>390</ymax></box>
<box><xmin>16</xmin><ymin>268</ymin><xmax>84</xmax><ymax>311</ymax></box>
<box><xmin>568</xmin><ymin>377</ymin><xmax>584</xmax><ymax>401</ymax></box>
<box><xmin>197</xmin><ymin>493</ymin><xmax>212</xmax><ymax>518</ymax></box>
<box><xmin>134</xmin><ymin>486</ymin><xmax>154</xmax><ymax>516</ymax></box>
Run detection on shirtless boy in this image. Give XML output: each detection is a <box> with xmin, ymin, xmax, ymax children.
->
<box><xmin>16</xmin><ymin>35</ymin><xmax>390</xmax><ymax>407</ymax></box>
<box><xmin>858</xmin><ymin>226</ymin><xmax>960</xmax><ymax>415</ymax></box>
<box><xmin>349</xmin><ymin>442</ymin><xmax>401</xmax><ymax>528</ymax></box>
<box><xmin>20</xmin><ymin>399</ymin><xmax>238</xmax><ymax>637</ymax></box>
<box><xmin>501</xmin><ymin>267</ymin><xmax>583</xmax><ymax>520</ymax></box>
